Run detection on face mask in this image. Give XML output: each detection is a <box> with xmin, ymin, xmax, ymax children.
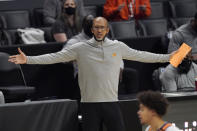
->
<box><xmin>64</xmin><ymin>7</ymin><xmax>76</xmax><ymax>15</ymax></box>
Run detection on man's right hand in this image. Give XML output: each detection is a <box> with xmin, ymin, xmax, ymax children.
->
<box><xmin>117</xmin><ymin>3</ymin><xmax>125</xmax><ymax>12</ymax></box>
<box><xmin>8</xmin><ymin>48</ymin><xmax>27</xmax><ymax>64</ymax></box>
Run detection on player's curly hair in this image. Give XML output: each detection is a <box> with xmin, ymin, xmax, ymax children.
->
<box><xmin>137</xmin><ymin>90</ymin><xmax>169</xmax><ymax>117</ymax></box>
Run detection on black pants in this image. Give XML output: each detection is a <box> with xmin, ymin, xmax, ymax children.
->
<box><xmin>81</xmin><ymin>102</ymin><xmax>126</xmax><ymax>131</ymax></box>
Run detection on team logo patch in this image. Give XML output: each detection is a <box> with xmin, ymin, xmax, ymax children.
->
<box><xmin>112</xmin><ymin>53</ymin><xmax>116</xmax><ymax>57</ymax></box>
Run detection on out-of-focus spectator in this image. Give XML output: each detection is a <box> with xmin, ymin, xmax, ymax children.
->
<box><xmin>65</xmin><ymin>14</ymin><xmax>94</xmax><ymax>47</ymax></box>
<box><xmin>160</xmin><ymin>54</ymin><xmax>197</xmax><ymax>92</ymax></box>
<box><xmin>160</xmin><ymin>12</ymin><xmax>197</xmax><ymax>92</ymax></box>
<box><xmin>62</xmin><ymin>14</ymin><xmax>94</xmax><ymax>100</ymax></box>
<box><xmin>103</xmin><ymin>0</ymin><xmax>151</xmax><ymax>21</ymax></box>
<box><xmin>43</xmin><ymin>0</ymin><xmax>86</xmax><ymax>26</ymax></box>
<box><xmin>43</xmin><ymin>0</ymin><xmax>62</xmax><ymax>26</ymax></box>
<box><xmin>51</xmin><ymin>0</ymin><xmax>84</xmax><ymax>43</ymax></box>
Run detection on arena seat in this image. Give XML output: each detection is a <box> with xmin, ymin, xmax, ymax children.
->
<box><xmin>138</xmin><ymin>19</ymin><xmax>168</xmax><ymax>37</ymax></box>
<box><xmin>0</xmin><ymin>10</ymin><xmax>31</xmax><ymax>29</ymax></box>
<box><xmin>170</xmin><ymin>17</ymin><xmax>191</xmax><ymax>29</ymax></box>
<box><xmin>109</xmin><ymin>20</ymin><xmax>138</xmax><ymax>40</ymax></box>
<box><xmin>0</xmin><ymin>52</ymin><xmax>35</xmax><ymax>102</ymax></box>
<box><xmin>169</xmin><ymin>0</ymin><xmax>197</xmax><ymax>18</ymax></box>
<box><xmin>147</xmin><ymin>2</ymin><xmax>165</xmax><ymax>19</ymax></box>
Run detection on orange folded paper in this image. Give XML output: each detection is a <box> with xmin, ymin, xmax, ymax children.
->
<box><xmin>170</xmin><ymin>43</ymin><xmax>191</xmax><ymax>68</ymax></box>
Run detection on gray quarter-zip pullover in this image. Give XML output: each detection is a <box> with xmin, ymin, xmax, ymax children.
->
<box><xmin>27</xmin><ymin>38</ymin><xmax>170</xmax><ymax>102</ymax></box>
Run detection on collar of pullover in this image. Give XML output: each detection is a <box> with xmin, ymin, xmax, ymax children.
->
<box><xmin>87</xmin><ymin>37</ymin><xmax>112</xmax><ymax>47</ymax></box>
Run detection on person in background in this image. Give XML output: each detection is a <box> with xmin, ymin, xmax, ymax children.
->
<box><xmin>51</xmin><ymin>0</ymin><xmax>84</xmax><ymax>43</ymax></box>
<box><xmin>137</xmin><ymin>91</ymin><xmax>180</xmax><ymax>131</ymax></box>
<box><xmin>9</xmin><ymin>17</ymin><xmax>176</xmax><ymax>131</ymax></box>
<box><xmin>66</xmin><ymin>14</ymin><xmax>94</xmax><ymax>47</ymax></box>
<box><xmin>103</xmin><ymin>0</ymin><xmax>151</xmax><ymax>21</ymax></box>
<box><xmin>43</xmin><ymin>0</ymin><xmax>86</xmax><ymax>26</ymax></box>
<box><xmin>160</xmin><ymin>12</ymin><xmax>197</xmax><ymax>92</ymax></box>
<box><xmin>43</xmin><ymin>0</ymin><xmax>62</xmax><ymax>26</ymax></box>
<box><xmin>63</xmin><ymin>14</ymin><xmax>94</xmax><ymax>100</ymax></box>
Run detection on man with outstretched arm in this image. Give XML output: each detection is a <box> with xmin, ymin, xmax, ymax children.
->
<box><xmin>9</xmin><ymin>17</ymin><xmax>175</xmax><ymax>131</ymax></box>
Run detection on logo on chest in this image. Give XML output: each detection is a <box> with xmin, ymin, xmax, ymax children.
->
<box><xmin>112</xmin><ymin>53</ymin><xmax>117</xmax><ymax>57</ymax></box>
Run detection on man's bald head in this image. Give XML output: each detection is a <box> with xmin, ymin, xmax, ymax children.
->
<box><xmin>93</xmin><ymin>17</ymin><xmax>109</xmax><ymax>28</ymax></box>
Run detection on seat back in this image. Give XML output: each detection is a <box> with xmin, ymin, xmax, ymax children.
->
<box><xmin>150</xmin><ymin>0</ymin><xmax>168</xmax><ymax>2</ymax></box>
<box><xmin>139</xmin><ymin>19</ymin><xmax>168</xmax><ymax>36</ymax></box>
<box><xmin>0</xmin><ymin>10</ymin><xmax>31</xmax><ymax>29</ymax></box>
<box><xmin>0</xmin><ymin>52</ymin><xmax>20</xmax><ymax>71</ymax></box>
<box><xmin>169</xmin><ymin>0</ymin><xmax>197</xmax><ymax>18</ymax></box>
<box><xmin>0</xmin><ymin>52</ymin><xmax>36</xmax><ymax>102</ymax></box>
<box><xmin>119</xmin><ymin>67</ymin><xmax>139</xmax><ymax>94</ymax></box>
<box><xmin>0</xmin><ymin>29</ymin><xmax>12</xmax><ymax>46</ymax></box>
<box><xmin>84</xmin><ymin>6</ymin><xmax>97</xmax><ymax>17</ymax></box>
<box><xmin>0</xmin><ymin>52</ymin><xmax>23</xmax><ymax>86</ymax></box>
<box><xmin>83</xmin><ymin>0</ymin><xmax>106</xmax><ymax>6</ymax></box>
<box><xmin>6</xmin><ymin>29</ymin><xmax>21</xmax><ymax>45</ymax></box>
<box><xmin>147</xmin><ymin>2</ymin><xmax>164</xmax><ymax>19</ymax></box>
<box><xmin>170</xmin><ymin>17</ymin><xmax>191</xmax><ymax>29</ymax></box>
<box><xmin>0</xmin><ymin>16</ymin><xmax>12</xmax><ymax>46</ymax></box>
<box><xmin>33</xmin><ymin>8</ymin><xmax>44</xmax><ymax>27</ymax></box>
<box><xmin>0</xmin><ymin>15</ymin><xmax>7</xmax><ymax>29</ymax></box>
<box><xmin>110</xmin><ymin>20</ymin><xmax>138</xmax><ymax>40</ymax></box>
